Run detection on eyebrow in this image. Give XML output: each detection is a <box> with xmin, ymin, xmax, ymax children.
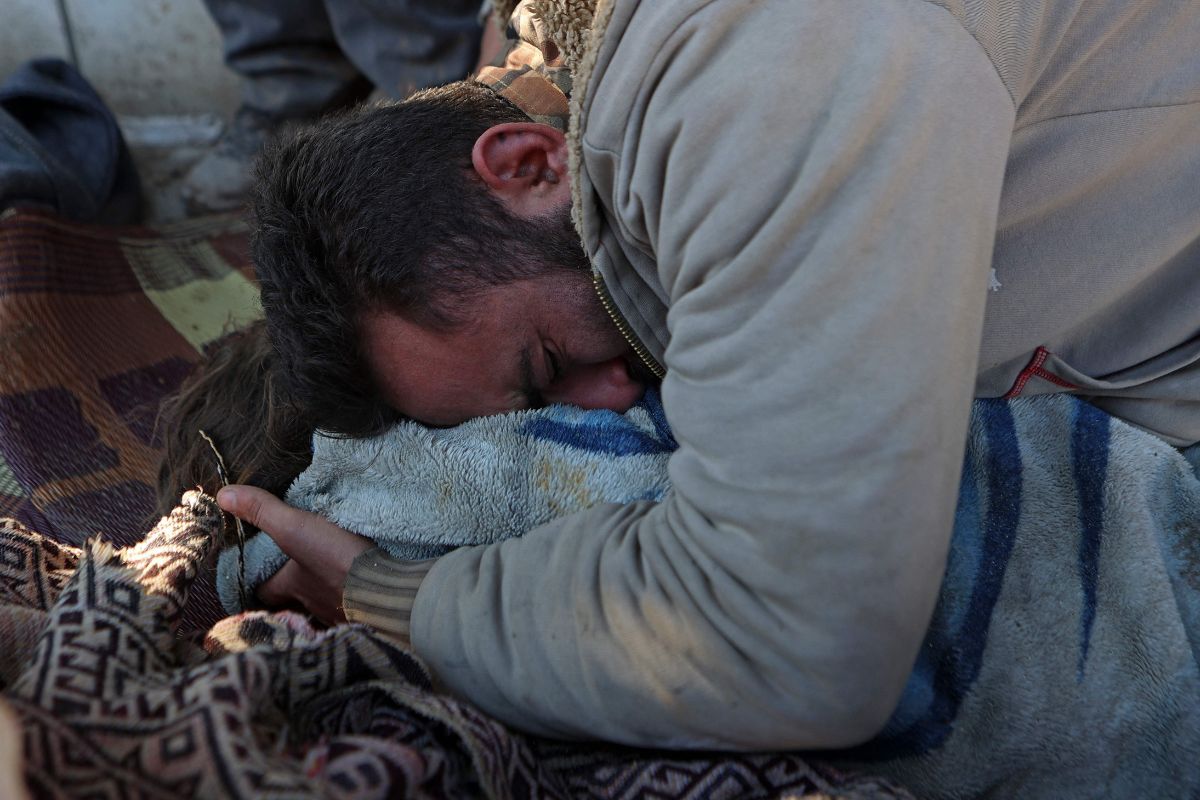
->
<box><xmin>518</xmin><ymin>345</ymin><xmax>546</xmax><ymax>410</ymax></box>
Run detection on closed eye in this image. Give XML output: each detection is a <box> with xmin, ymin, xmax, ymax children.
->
<box><xmin>545</xmin><ymin>348</ymin><xmax>562</xmax><ymax>384</ymax></box>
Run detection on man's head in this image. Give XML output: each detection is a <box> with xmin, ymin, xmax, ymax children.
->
<box><xmin>252</xmin><ymin>80</ymin><xmax>644</xmax><ymax>434</ymax></box>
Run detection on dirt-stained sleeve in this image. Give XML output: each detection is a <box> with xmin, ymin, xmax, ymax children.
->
<box><xmin>410</xmin><ymin>0</ymin><xmax>1015</xmax><ymax>749</ymax></box>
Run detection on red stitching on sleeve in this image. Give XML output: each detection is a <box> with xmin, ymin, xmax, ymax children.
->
<box><xmin>1003</xmin><ymin>347</ymin><xmax>1047</xmax><ymax>399</ymax></box>
<box><xmin>1002</xmin><ymin>346</ymin><xmax>1080</xmax><ymax>399</ymax></box>
<box><xmin>1030</xmin><ymin>366</ymin><xmax>1079</xmax><ymax>390</ymax></box>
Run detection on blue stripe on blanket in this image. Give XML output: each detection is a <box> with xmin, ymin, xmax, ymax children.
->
<box><xmin>519</xmin><ymin>389</ymin><xmax>677</xmax><ymax>456</ymax></box>
<box><xmin>1071</xmin><ymin>399</ymin><xmax>1110</xmax><ymax>681</ymax></box>
<box><xmin>853</xmin><ymin>399</ymin><xmax>1024</xmax><ymax>759</ymax></box>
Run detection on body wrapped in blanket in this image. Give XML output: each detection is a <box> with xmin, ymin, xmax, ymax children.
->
<box><xmin>0</xmin><ymin>209</ymin><xmax>904</xmax><ymax>799</ymax></box>
<box><xmin>158</xmin><ymin>321</ymin><xmax>1200</xmax><ymax>800</ymax></box>
<box><xmin>231</xmin><ymin>0</ymin><xmax>1200</xmax><ymax>766</ymax></box>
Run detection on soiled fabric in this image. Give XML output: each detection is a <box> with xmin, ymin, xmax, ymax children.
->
<box><xmin>256</xmin><ymin>377</ymin><xmax>1200</xmax><ymax>798</ymax></box>
<box><xmin>841</xmin><ymin>396</ymin><xmax>1200</xmax><ymax>797</ymax></box>
<box><xmin>215</xmin><ymin>391</ymin><xmax>674</xmax><ymax>613</ymax></box>
<box><xmin>0</xmin><ymin>493</ymin><xmax>908</xmax><ymax>799</ymax></box>
<box><xmin>367</xmin><ymin>0</ymin><xmax>1200</xmax><ymax>754</ymax></box>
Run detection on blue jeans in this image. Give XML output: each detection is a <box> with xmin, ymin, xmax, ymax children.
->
<box><xmin>204</xmin><ymin>0</ymin><xmax>483</xmax><ymax>119</ymax></box>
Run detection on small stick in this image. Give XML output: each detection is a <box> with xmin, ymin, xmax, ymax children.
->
<box><xmin>199</xmin><ymin>429</ymin><xmax>249</xmax><ymax>611</ymax></box>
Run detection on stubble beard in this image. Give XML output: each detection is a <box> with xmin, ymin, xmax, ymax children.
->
<box><xmin>520</xmin><ymin>203</ymin><xmax>663</xmax><ymax>390</ymax></box>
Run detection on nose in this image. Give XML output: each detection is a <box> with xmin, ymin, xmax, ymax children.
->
<box><xmin>545</xmin><ymin>356</ymin><xmax>645</xmax><ymax>412</ymax></box>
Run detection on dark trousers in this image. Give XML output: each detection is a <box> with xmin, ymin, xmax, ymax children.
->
<box><xmin>204</xmin><ymin>0</ymin><xmax>483</xmax><ymax>119</ymax></box>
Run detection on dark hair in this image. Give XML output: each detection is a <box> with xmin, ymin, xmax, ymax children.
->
<box><xmin>251</xmin><ymin>80</ymin><xmax>589</xmax><ymax>437</ymax></box>
<box><xmin>154</xmin><ymin>320</ymin><xmax>314</xmax><ymax>530</ymax></box>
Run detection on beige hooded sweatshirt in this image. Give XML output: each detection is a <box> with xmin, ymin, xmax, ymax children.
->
<box><xmin>346</xmin><ymin>0</ymin><xmax>1200</xmax><ymax>749</ymax></box>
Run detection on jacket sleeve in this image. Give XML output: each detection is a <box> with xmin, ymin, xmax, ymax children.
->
<box><xmin>402</xmin><ymin>0</ymin><xmax>1015</xmax><ymax>749</ymax></box>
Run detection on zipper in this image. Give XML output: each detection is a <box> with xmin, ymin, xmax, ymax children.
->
<box><xmin>592</xmin><ymin>270</ymin><xmax>666</xmax><ymax>379</ymax></box>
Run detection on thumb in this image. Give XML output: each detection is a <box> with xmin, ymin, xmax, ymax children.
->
<box><xmin>217</xmin><ymin>485</ymin><xmax>369</xmax><ymax>572</ymax></box>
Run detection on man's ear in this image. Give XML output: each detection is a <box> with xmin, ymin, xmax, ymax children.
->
<box><xmin>471</xmin><ymin>122</ymin><xmax>571</xmax><ymax>218</ymax></box>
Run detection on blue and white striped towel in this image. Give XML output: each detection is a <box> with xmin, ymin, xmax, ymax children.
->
<box><xmin>219</xmin><ymin>392</ymin><xmax>1200</xmax><ymax>799</ymax></box>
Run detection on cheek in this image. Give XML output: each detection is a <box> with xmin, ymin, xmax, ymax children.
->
<box><xmin>574</xmin><ymin>296</ymin><xmax>635</xmax><ymax>361</ymax></box>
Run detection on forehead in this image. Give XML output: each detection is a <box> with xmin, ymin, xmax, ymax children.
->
<box><xmin>358</xmin><ymin>299</ymin><xmax>530</xmax><ymax>426</ymax></box>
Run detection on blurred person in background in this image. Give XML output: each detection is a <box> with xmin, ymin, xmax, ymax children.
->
<box><xmin>182</xmin><ymin>0</ymin><xmax>490</xmax><ymax>214</ymax></box>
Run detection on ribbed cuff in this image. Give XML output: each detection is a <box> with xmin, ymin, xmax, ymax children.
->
<box><xmin>342</xmin><ymin>549</ymin><xmax>437</xmax><ymax>646</ymax></box>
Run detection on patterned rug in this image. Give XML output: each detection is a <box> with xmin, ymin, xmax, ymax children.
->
<box><xmin>0</xmin><ymin>208</ymin><xmax>910</xmax><ymax>798</ymax></box>
<box><xmin>0</xmin><ymin>206</ymin><xmax>259</xmax><ymax>633</ymax></box>
<box><xmin>0</xmin><ymin>493</ymin><xmax>907</xmax><ymax>798</ymax></box>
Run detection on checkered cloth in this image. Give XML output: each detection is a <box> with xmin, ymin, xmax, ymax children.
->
<box><xmin>476</xmin><ymin>0</ymin><xmax>572</xmax><ymax>131</ymax></box>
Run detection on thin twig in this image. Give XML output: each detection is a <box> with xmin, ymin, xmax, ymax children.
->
<box><xmin>199</xmin><ymin>429</ymin><xmax>249</xmax><ymax>611</ymax></box>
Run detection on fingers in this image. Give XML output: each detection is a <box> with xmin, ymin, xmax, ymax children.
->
<box><xmin>217</xmin><ymin>485</ymin><xmax>373</xmax><ymax>625</ymax></box>
<box><xmin>217</xmin><ymin>485</ymin><xmax>368</xmax><ymax>572</ymax></box>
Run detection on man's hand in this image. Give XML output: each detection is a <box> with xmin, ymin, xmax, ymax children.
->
<box><xmin>216</xmin><ymin>485</ymin><xmax>372</xmax><ymax>625</ymax></box>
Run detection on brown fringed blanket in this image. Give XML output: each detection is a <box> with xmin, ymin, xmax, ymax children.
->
<box><xmin>0</xmin><ymin>493</ymin><xmax>905</xmax><ymax>798</ymax></box>
<box><xmin>0</xmin><ymin>208</ymin><xmax>908</xmax><ymax>798</ymax></box>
